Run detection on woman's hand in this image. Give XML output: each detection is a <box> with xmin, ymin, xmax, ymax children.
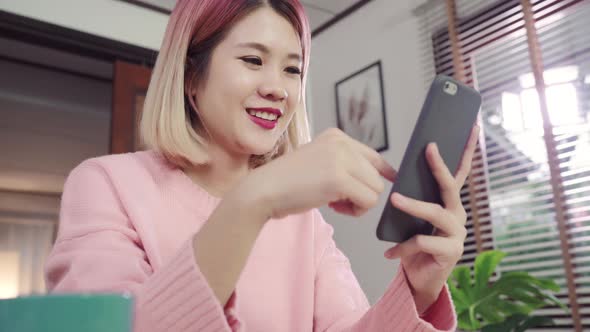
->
<box><xmin>238</xmin><ymin>128</ymin><xmax>397</xmax><ymax>222</ymax></box>
<box><xmin>383</xmin><ymin>125</ymin><xmax>480</xmax><ymax>314</ymax></box>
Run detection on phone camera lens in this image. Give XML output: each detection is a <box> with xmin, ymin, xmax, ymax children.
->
<box><xmin>443</xmin><ymin>81</ymin><xmax>457</xmax><ymax>95</ymax></box>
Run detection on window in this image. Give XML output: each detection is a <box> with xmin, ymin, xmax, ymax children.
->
<box><xmin>502</xmin><ymin>66</ymin><xmax>582</xmax><ymax>132</ymax></box>
<box><xmin>420</xmin><ymin>0</ymin><xmax>590</xmax><ymax>330</ymax></box>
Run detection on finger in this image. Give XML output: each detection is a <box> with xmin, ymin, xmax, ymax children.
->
<box><xmin>334</xmin><ymin>175</ymin><xmax>379</xmax><ymax>216</ymax></box>
<box><xmin>390</xmin><ymin>193</ymin><xmax>465</xmax><ymax>234</ymax></box>
<box><xmin>426</xmin><ymin>143</ymin><xmax>461</xmax><ymax>210</ymax></box>
<box><xmin>347</xmin><ymin>137</ymin><xmax>397</xmax><ymax>182</ymax></box>
<box><xmin>384</xmin><ymin>235</ymin><xmax>462</xmax><ymax>262</ymax></box>
<box><xmin>349</xmin><ymin>156</ymin><xmax>386</xmax><ymax>195</ymax></box>
<box><xmin>455</xmin><ymin>124</ymin><xmax>480</xmax><ymax>186</ymax></box>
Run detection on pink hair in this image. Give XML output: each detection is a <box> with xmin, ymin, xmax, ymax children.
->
<box><xmin>140</xmin><ymin>0</ymin><xmax>312</xmax><ymax>168</ymax></box>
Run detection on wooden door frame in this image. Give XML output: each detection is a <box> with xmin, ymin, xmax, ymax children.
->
<box><xmin>110</xmin><ymin>61</ymin><xmax>151</xmax><ymax>154</ymax></box>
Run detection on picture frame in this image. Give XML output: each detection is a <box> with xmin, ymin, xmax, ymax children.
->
<box><xmin>334</xmin><ymin>60</ymin><xmax>389</xmax><ymax>152</ymax></box>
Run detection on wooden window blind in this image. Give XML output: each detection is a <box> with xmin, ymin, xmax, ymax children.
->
<box><xmin>418</xmin><ymin>0</ymin><xmax>590</xmax><ymax>330</ymax></box>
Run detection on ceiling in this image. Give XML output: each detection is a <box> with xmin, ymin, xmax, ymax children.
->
<box><xmin>134</xmin><ymin>0</ymin><xmax>361</xmax><ymax>31</ymax></box>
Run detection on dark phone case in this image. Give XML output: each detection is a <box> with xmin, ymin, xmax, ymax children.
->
<box><xmin>376</xmin><ymin>75</ymin><xmax>482</xmax><ymax>243</ymax></box>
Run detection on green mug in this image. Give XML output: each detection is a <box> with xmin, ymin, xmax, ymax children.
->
<box><xmin>0</xmin><ymin>294</ymin><xmax>133</xmax><ymax>332</ymax></box>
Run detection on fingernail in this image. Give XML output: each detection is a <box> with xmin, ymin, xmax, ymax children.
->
<box><xmin>432</xmin><ymin>143</ymin><xmax>439</xmax><ymax>153</ymax></box>
<box><xmin>385</xmin><ymin>249</ymin><xmax>399</xmax><ymax>259</ymax></box>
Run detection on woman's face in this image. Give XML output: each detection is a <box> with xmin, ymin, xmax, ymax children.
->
<box><xmin>192</xmin><ymin>6</ymin><xmax>303</xmax><ymax>157</ymax></box>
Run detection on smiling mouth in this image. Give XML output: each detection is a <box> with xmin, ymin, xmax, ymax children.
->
<box><xmin>246</xmin><ymin>108</ymin><xmax>282</xmax><ymax>130</ymax></box>
<box><xmin>246</xmin><ymin>109</ymin><xmax>280</xmax><ymax>121</ymax></box>
<box><xmin>246</xmin><ymin>107</ymin><xmax>282</xmax><ymax>121</ymax></box>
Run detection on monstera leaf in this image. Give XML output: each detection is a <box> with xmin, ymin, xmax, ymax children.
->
<box><xmin>447</xmin><ymin>250</ymin><xmax>567</xmax><ymax>331</ymax></box>
<box><xmin>482</xmin><ymin>314</ymin><xmax>555</xmax><ymax>332</ymax></box>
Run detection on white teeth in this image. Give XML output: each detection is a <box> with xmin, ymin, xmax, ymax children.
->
<box><xmin>248</xmin><ymin>110</ymin><xmax>278</xmax><ymax>121</ymax></box>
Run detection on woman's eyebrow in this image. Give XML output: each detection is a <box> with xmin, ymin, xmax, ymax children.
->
<box><xmin>236</xmin><ymin>42</ymin><xmax>301</xmax><ymax>62</ymax></box>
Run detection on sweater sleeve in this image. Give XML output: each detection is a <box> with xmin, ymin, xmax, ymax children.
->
<box><xmin>44</xmin><ymin>160</ymin><xmax>240</xmax><ymax>332</ymax></box>
<box><xmin>312</xmin><ymin>210</ymin><xmax>457</xmax><ymax>332</ymax></box>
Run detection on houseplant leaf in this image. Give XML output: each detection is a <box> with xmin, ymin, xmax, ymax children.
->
<box><xmin>514</xmin><ymin>315</ymin><xmax>554</xmax><ymax>332</ymax></box>
<box><xmin>474</xmin><ymin>250</ymin><xmax>506</xmax><ymax>293</ymax></box>
<box><xmin>448</xmin><ymin>250</ymin><xmax>568</xmax><ymax>331</ymax></box>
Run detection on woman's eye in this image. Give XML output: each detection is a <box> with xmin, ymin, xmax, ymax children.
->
<box><xmin>241</xmin><ymin>57</ymin><xmax>262</xmax><ymax>66</ymax></box>
<box><xmin>286</xmin><ymin>67</ymin><xmax>302</xmax><ymax>75</ymax></box>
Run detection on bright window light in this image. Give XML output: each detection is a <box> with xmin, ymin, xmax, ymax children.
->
<box><xmin>519</xmin><ymin>66</ymin><xmax>579</xmax><ymax>88</ymax></box>
<box><xmin>509</xmin><ymin>132</ymin><xmax>548</xmax><ymax>165</ymax></box>
<box><xmin>546</xmin><ymin>83</ymin><xmax>579</xmax><ymax>126</ymax></box>
<box><xmin>500</xmin><ymin>66</ymin><xmax>581</xmax><ymax>178</ymax></box>
<box><xmin>571</xmin><ymin>133</ymin><xmax>590</xmax><ymax>168</ymax></box>
<box><xmin>513</xmin><ymin>84</ymin><xmax>579</xmax><ymax>130</ymax></box>
<box><xmin>520</xmin><ymin>89</ymin><xmax>543</xmax><ymax>131</ymax></box>
<box><xmin>585</xmin><ymin>74</ymin><xmax>590</xmax><ymax>85</ymax></box>
<box><xmin>501</xmin><ymin>92</ymin><xmax>523</xmax><ymax>131</ymax></box>
<box><xmin>545</xmin><ymin>66</ymin><xmax>579</xmax><ymax>85</ymax></box>
<box><xmin>503</xmin><ymin>65</ymin><xmax>580</xmax><ymax>133</ymax></box>
<box><xmin>0</xmin><ymin>251</ymin><xmax>20</xmax><ymax>299</ymax></box>
<box><xmin>519</xmin><ymin>73</ymin><xmax>536</xmax><ymax>89</ymax></box>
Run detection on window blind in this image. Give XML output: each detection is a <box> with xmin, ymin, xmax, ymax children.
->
<box><xmin>418</xmin><ymin>0</ymin><xmax>589</xmax><ymax>330</ymax></box>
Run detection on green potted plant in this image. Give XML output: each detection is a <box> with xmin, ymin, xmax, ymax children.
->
<box><xmin>447</xmin><ymin>250</ymin><xmax>568</xmax><ymax>331</ymax></box>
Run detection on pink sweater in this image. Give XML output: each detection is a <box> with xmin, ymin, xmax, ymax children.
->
<box><xmin>45</xmin><ymin>150</ymin><xmax>457</xmax><ymax>332</ymax></box>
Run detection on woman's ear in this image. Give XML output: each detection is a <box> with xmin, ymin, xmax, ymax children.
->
<box><xmin>187</xmin><ymin>91</ymin><xmax>199</xmax><ymax>113</ymax></box>
<box><xmin>185</xmin><ymin>76</ymin><xmax>200</xmax><ymax>114</ymax></box>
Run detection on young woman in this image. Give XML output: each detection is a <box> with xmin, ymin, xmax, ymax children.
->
<box><xmin>45</xmin><ymin>0</ymin><xmax>479</xmax><ymax>331</ymax></box>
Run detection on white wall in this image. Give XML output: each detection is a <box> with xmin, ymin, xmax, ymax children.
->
<box><xmin>309</xmin><ymin>0</ymin><xmax>429</xmax><ymax>303</ymax></box>
<box><xmin>0</xmin><ymin>0</ymin><xmax>168</xmax><ymax>50</ymax></box>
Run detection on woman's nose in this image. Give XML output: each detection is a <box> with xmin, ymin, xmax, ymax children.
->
<box><xmin>258</xmin><ymin>78</ymin><xmax>288</xmax><ymax>101</ymax></box>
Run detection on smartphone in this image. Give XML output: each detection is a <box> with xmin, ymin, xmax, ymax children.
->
<box><xmin>376</xmin><ymin>75</ymin><xmax>482</xmax><ymax>243</ymax></box>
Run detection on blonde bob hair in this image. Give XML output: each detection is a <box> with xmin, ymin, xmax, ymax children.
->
<box><xmin>140</xmin><ymin>0</ymin><xmax>312</xmax><ymax>168</ymax></box>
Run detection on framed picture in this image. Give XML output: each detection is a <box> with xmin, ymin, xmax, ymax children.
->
<box><xmin>335</xmin><ymin>60</ymin><xmax>388</xmax><ymax>152</ymax></box>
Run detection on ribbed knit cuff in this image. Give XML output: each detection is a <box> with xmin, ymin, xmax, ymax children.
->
<box><xmin>419</xmin><ymin>285</ymin><xmax>456</xmax><ymax>330</ymax></box>
<box><xmin>377</xmin><ymin>268</ymin><xmax>457</xmax><ymax>331</ymax></box>
<box><xmin>134</xmin><ymin>239</ymin><xmax>237</xmax><ymax>332</ymax></box>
